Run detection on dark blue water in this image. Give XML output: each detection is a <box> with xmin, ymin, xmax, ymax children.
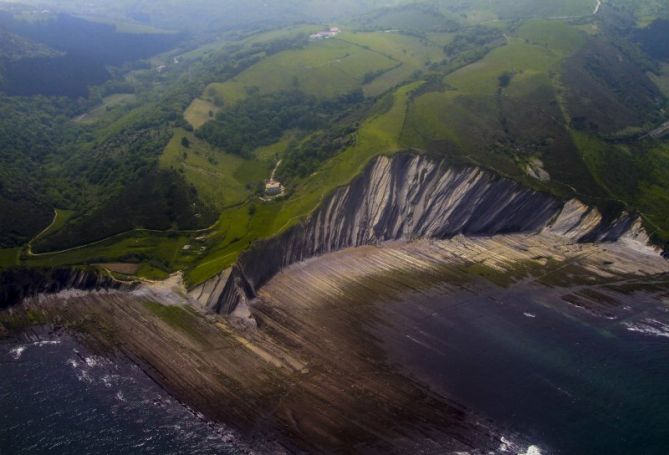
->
<box><xmin>0</xmin><ymin>332</ymin><xmax>255</xmax><ymax>455</ymax></box>
<box><xmin>376</xmin><ymin>284</ymin><xmax>669</xmax><ymax>455</ymax></box>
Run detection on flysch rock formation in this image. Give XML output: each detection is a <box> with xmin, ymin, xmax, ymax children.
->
<box><xmin>6</xmin><ymin>154</ymin><xmax>668</xmax><ymax>455</ymax></box>
<box><xmin>193</xmin><ymin>153</ymin><xmax>663</xmax><ymax>317</ymax></box>
<box><xmin>0</xmin><ymin>267</ymin><xmax>130</xmax><ymax>309</ymax></box>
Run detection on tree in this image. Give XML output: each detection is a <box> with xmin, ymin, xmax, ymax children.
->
<box><xmin>181</xmin><ymin>137</ymin><xmax>190</xmax><ymax>148</ymax></box>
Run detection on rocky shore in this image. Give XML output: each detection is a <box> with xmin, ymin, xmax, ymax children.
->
<box><xmin>1</xmin><ymin>153</ymin><xmax>667</xmax><ymax>453</ymax></box>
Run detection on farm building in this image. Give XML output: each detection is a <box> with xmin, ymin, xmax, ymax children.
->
<box><xmin>310</xmin><ymin>27</ymin><xmax>341</xmax><ymax>40</ymax></box>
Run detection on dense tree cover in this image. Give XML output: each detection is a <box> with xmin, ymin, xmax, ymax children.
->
<box><xmin>635</xmin><ymin>19</ymin><xmax>669</xmax><ymax>61</ymax></box>
<box><xmin>0</xmin><ymin>21</ymin><xmax>317</xmax><ymax>249</ymax></box>
<box><xmin>0</xmin><ymin>60</ymin><xmax>201</xmax><ymax>248</ymax></box>
<box><xmin>0</xmin><ymin>95</ymin><xmax>89</xmax><ymax>246</ymax></box>
<box><xmin>443</xmin><ymin>26</ymin><xmax>504</xmax><ymax>57</ymax></box>
<box><xmin>0</xmin><ymin>12</ymin><xmax>181</xmax><ymax>66</ymax></box>
<box><xmin>1</xmin><ymin>54</ymin><xmax>111</xmax><ymax>97</ymax></box>
<box><xmin>278</xmin><ymin>125</ymin><xmax>358</xmax><ymax>180</ymax></box>
<box><xmin>197</xmin><ymin>88</ymin><xmax>364</xmax><ymax>158</ymax></box>
<box><xmin>0</xmin><ymin>12</ymin><xmax>181</xmax><ymax>97</ymax></box>
<box><xmin>0</xmin><ymin>28</ymin><xmax>58</xmax><ymax>60</ymax></box>
<box><xmin>562</xmin><ymin>37</ymin><xmax>664</xmax><ymax>136</ymax></box>
<box><xmin>39</xmin><ymin>169</ymin><xmax>216</xmax><ymax>251</ymax></box>
<box><xmin>196</xmin><ymin>91</ymin><xmax>325</xmax><ymax>157</ymax></box>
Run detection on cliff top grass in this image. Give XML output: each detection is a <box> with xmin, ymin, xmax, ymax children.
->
<box><xmin>14</xmin><ymin>13</ymin><xmax>669</xmax><ymax>284</ymax></box>
<box><xmin>193</xmin><ymin>37</ymin><xmax>398</xmax><ymax>110</ymax></box>
<box><xmin>185</xmin><ymin>80</ymin><xmax>422</xmax><ymax>285</ymax></box>
<box><xmin>19</xmin><ymin>80</ymin><xmax>420</xmax><ymax>285</ymax></box>
<box><xmin>0</xmin><ymin>248</ymin><xmax>19</xmax><ymax>270</ymax></box>
<box><xmin>159</xmin><ymin>128</ymin><xmax>270</xmax><ymax>211</ymax></box>
<box><xmin>185</xmin><ymin>28</ymin><xmax>452</xmax><ymax>124</ymax></box>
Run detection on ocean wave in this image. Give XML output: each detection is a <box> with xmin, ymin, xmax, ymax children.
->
<box><xmin>9</xmin><ymin>346</ymin><xmax>26</xmax><ymax>360</ymax></box>
<box><xmin>498</xmin><ymin>436</ymin><xmax>543</xmax><ymax>455</ymax></box>
<box><xmin>34</xmin><ymin>340</ymin><xmax>61</xmax><ymax>347</ymax></box>
<box><xmin>624</xmin><ymin>318</ymin><xmax>669</xmax><ymax>339</ymax></box>
<box><xmin>8</xmin><ymin>340</ymin><xmax>62</xmax><ymax>360</ymax></box>
<box><xmin>85</xmin><ymin>356</ymin><xmax>100</xmax><ymax>367</ymax></box>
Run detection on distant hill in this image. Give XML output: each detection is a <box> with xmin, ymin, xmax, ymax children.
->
<box><xmin>0</xmin><ymin>27</ymin><xmax>59</xmax><ymax>60</ymax></box>
<box><xmin>0</xmin><ymin>10</ymin><xmax>181</xmax><ymax>96</ymax></box>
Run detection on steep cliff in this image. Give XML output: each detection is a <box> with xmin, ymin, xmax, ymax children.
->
<box><xmin>196</xmin><ymin>154</ymin><xmax>654</xmax><ymax>315</ymax></box>
<box><xmin>0</xmin><ymin>267</ymin><xmax>129</xmax><ymax>309</ymax></box>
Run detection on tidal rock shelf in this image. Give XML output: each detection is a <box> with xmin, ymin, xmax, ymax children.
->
<box><xmin>192</xmin><ymin>153</ymin><xmax>658</xmax><ymax>316</ymax></box>
<box><xmin>254</xmin><ymin>234</ymin><xmax>669</xmax><ymax>455</ymax></box>
<box><xmin>260</xmin><ymin>233</ymin><xmax>669</xmax><ymax>320</ymax></box>
<box><xmin>5</xmin><ymin>155</ymin><xmax>669</xmax><ymax>454</ymax></box>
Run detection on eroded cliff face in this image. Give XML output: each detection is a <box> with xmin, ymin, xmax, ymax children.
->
<box><xmin>0</xmin><ymin>267</ymin><xmax>128</xmax><ymax>309</ymax></box>
<box><xmin>196</xmin><ymin>153</ymin><xmax>657</xmax><ymax>315</ymax></box>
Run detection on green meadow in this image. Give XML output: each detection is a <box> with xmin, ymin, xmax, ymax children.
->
<box><xmin>160</xmin><ymin>128</ymin><xmax>271</xmax><ymax>211</ymax></box>
<box><xmin>76</xmin><ymin>94</ymin><xmax>138</xmax><ymax>125</ymax></box>
<box><xmin>15</xmin><ymin>5</ymin><xmax>669</xmax><ymax>284</ymax></box>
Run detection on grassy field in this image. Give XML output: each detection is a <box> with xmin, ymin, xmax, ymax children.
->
<box><xmin>401</xmin><ymin>37</ymin><xmax>565</xmax><ymax>152</ymax></box>
<box><xmin>340</xmin><ymin>31</ymin><xmax>447</xmax><ymax>96</ymax></box>
<box><xmin>31</xmin><ymin>209</ymin><xmax>75</xmax><ymax>244</ymax></box>
<box><xmin>14</xmin><ymin>12</ymin><xmax>669</xmax><ymax>284</ymax></box>
<box><xmin>517</xmin><ymin>20</ymin><xmax>587</xmax><ymax>53</ymax></box>
<box><xmin>650</xmin><ymin>63</ymin><xmax>669</xmax><ymax>98</ymax></box>
<box><xmin>219</xmin><ymin>38</ymin><xmax>397</xmax><ymax>98</ymax></box>
<box><xmin>0</xmin><ymin>248</ymin><xmax>19</xmax><ymax>269</ymax></box>
<box><xmin>186</xmin><ymin>34</ymin><xmax>400</xmax><ymax>121</ymax></box>
<box><xmin>185</xmin><ymin>29</ymin><xmax>451</xmax><ymax>128</ymax></box>
<box><xmin>183</xmin><ymin>98</ymin><xmax>218</xmax><ymax>129</ymax></box>
<box><xmin>185</xmin><ymin>81</ymin><xmax>422</xmax><ymax>285</ymax></box>
<box><xmin>76</xmin><ymin>94</ymin><xmax>137</xmax><ymax>125</ymax></box>
<box><xmin>10</xmin><ymin>25</ymin><xmax>592</xmax><ymax>283</ymax></box>
<box><xmin>572</xmin><ymin>132</ymin><xmax>669</xmax><ymax>240</ymax></box>
<box><xmin>24</xmin><ymin>230</ymin><xmax>196</xmax><ymax>277</ymax></box>
<box><xmin>160</xmin><ymin>129</ymin><xmax>270</xmax><ymax>210</ymax></box>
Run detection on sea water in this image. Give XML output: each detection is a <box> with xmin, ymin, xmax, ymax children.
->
<box><xmin>374</xmin><ymin>284</ymin><xmax>669</xmax><ymax>455</ymax></box>
<box><xmin>0</xmin><ymin>333</ymin><xmax>255</xmax><ymax>455</ymax></box>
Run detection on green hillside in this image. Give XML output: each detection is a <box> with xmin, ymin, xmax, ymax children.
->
<box><xmin>2</xmin><ymin>0</ymin><xmax>669</xmax><ymax>284</ymax></box>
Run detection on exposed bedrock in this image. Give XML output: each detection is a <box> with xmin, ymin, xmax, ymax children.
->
<box><xmin>0</xmin><ymin>267</ymin><xmax>130</xmax><ymax>309</ymax></box>
<box><xmin>194</xmin><ymin>153</ymin><xmax>656</xmax><ymax>315</ymax></box>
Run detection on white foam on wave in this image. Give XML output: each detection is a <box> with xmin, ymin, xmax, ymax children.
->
<box><xmin>9</xmin><ymin>346</ymin><xmax>26</xmax><ymax>360</ymax></box>
<box><xmin>624</xmin><ymin>318</ymin><xmax>669</xmax><ymax>339</ymax></box>
<box><xmin>34</xmin><ymin>340</ymin><xmax>61</xmax><ymax>347</ymax></box>
<box><xmin>76</xmin><ymin>369</ymin><xmax>93</xmax><ymax>383</ymax></box>
<box><xmin>85</xmin><ymin>356</ymin><xmax>100</xmax><ymax>367</ymax></box>
<box><xmin>523</xmin><ymin>312</ymin><xmax>536</xmax><ymax>319</ymax></box>
<box><xmin>498</xmin><ymin>436</ymin><xmax>544</xmax><ymax>455</ymax></box>
<box><xmin>8</xmin><ymin>339</ymin><xmax>62</xmax><ymax>360</ymax></box>
<box><xmin>101</xmin><ymin>375</ymin><xmax>113</xmax><ymax>388</ymax></box>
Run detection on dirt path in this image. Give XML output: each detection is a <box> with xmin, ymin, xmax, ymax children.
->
<box><xmin>270</xmin><ymin>159</ymin><xmax>282</xmax><ymax>181</ymax></box>
<box><xmin>594</xmin><ymin>0</ymin><xmax>602</xmax><ymax>15</ymax></box>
